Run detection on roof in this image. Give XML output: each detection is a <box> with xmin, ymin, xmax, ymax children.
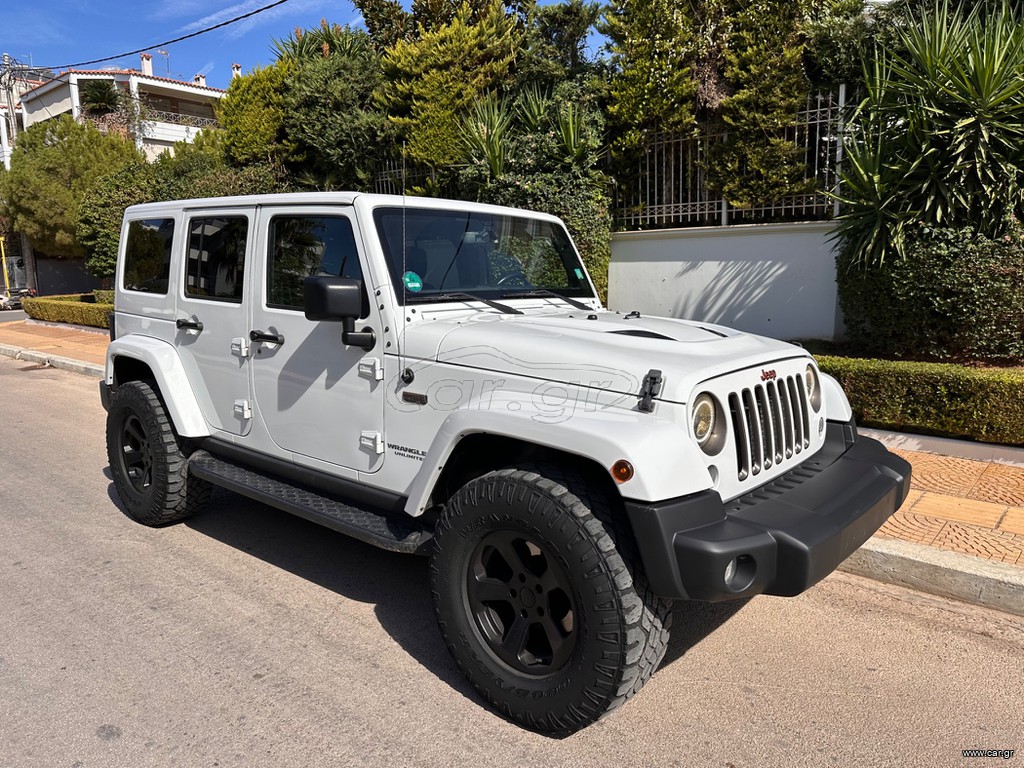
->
<box><xmin>19</xmin><ymin>68</ymin><xmax>226</xmax><ymax>101</ymax></box>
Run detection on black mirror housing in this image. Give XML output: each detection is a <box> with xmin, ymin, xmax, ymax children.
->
<box><xmin>304</xmin><ymin>276</ymin><xmax>364</xmax><ymax>322</ymax></box>
<box><xmin>303</xmin><ymin>276</ymin><xmax>376</xmax><ymax>350</ymax></box>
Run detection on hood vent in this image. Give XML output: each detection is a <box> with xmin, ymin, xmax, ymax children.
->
<box><xmin>608</xmin><ymin>329</ymin><xmax>676</xmax><ymax>341</ymax></box>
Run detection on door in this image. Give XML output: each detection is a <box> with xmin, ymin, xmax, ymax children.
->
<box><xmin>250</xmin><ymin>206</ymin><xmax>385</xmax><ymax>473</ymax></box>
<box><xmin>175</xmin><ymin>208</ymin><xmax>254</xmax><ymax>436</ymax></box>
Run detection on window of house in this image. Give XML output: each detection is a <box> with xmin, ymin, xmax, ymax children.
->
<box><xmin>122</xmin><ymin>218</ymin><xmax>174</xmax><ymax>294</ymax></box>
<box><xmin>184</xmin><ymin>216</ymin><xmax>249</xmax><ymax>302</ymax></box>
<box><xmin>267</xmin><ymin>215</ymin><xmax>365</xmax><ymax>312</ymax></box>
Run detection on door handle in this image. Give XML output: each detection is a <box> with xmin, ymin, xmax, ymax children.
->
<box><xmin>249</xmin><ymin>329</ymin><xmax>285</xmax><ymax>345</ymax></box>
<box><xmin>176</xmin><ymin>318</ymin><xmax>204</xmax><ymax>332</ymax></box>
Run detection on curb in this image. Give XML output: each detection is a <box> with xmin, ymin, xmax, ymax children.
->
<box><xmin>861</xmin><ymin>427</ymin><xmax>1024</xmax><ymax>468</ymax></box>
<box><xmin>839</xmin><ymin>537</ymin><xmax>1024</xmax><ymax>617</ymax></box>
<box><xmin>0</xmin><ymin>343</ymin><xmax>104</xmax><ymax>379</ymax></box>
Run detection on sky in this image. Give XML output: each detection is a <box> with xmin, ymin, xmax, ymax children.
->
<box><xmin>2</xmin><ymin>0</ymin><xmax>368</xmax><ymax>90</ymax></box>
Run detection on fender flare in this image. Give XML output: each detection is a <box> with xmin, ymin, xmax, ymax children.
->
<box><xmin>820</xmin><ymin>372</ymin><xmax>853</xmax><ymax>423</ymax></box>
<box><xmin>106</xmin><ymin>337</ymin><xmax>209</xmax><ymax>438</ymax></box>
<box><xmin>404</xmin><ymin>404</ymin><xmax>713</xmax><ymax>516</ymax></box>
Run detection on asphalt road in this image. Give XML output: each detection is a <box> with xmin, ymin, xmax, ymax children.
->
<box><xmin>0</xmin><ymin>309</ymin><xmax>27</xmax><ymax>323</ymax></box>
<box><xmin>1</xmin><ymin>356</ymin><xmax>1022</xmax><ymax>768</ymax></box>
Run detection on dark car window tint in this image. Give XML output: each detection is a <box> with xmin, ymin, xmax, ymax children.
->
<box><xmin>184</xmin><ymin>216</ymin><xmax>249</xmax><ymax>302</ymax></box>
<box><xmin>267</xmin><ymin>215</ymin><xmax>363</xmax><ymax>311</ymax></box>
<box><xmin>123</xmin><ymin>218</ymin><xmax>174</xmax><ymax>294</ymax></box>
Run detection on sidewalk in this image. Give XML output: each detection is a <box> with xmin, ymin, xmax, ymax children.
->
<box><xmin>2</xmin><ymin>318</ymin><xmax>1023</xmax><ymax>613</ymax></box>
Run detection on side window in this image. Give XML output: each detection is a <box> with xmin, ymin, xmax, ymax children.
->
<box><xmin>123</xmin><ymin>218</ymin><xmax>174</xmax><ymax>294</ymax></box>
<box><xmin>267</xmin><ymin>215</ymin><xmax>364</xmax><ymax>311</ymax></box>
<box><xmin>184</xmin><ymin>216</ymin><xmax>249</xmax><ymax>302</ymax></box>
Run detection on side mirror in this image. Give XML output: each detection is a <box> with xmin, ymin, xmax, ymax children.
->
<box><xmin>303</xmin><ymin>276</ymin><xmax>375</xmax><ymax>350</ymax></box>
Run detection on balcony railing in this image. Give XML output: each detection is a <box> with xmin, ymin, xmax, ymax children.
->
<box><xmin>145</xmin><ymin>109</ymin><xmax>217</xmax><ymax>128</ymax></box>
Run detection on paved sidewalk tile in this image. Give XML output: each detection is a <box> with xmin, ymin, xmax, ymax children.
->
<box><xmin>999</xmin><ymin>508</ymin><xmax>1024</xmax><ymax>537</ymax></box>
<box><xmin>909</xmin><ymin>493</ymin><xmax>1006</xmax><ymax>528</ymax></box>
<box><xmin>877</xmin><ymin>509</ymin><xmax>1024</xmax><ymax>566</ymax></box>
<box><xmin>973</xmin><ymin>464</ymin><xmax>1024</xmax><ymax>507</ymax></box>
<box><xmin>893</xmin><ymin>449</ymin><xmax>988</xmax><ymax>498</ymax></box>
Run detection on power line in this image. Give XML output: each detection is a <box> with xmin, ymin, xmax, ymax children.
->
<box><xmin>34</xmin><ymin>0</ymin><xmax>294</xmax><ymax>71</ymax></box>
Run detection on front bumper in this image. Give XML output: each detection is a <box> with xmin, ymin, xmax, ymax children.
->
<box><xmin>625</xmin><ymin>421</ymin><xmax>911</xmax><ymax>601</ymax></box>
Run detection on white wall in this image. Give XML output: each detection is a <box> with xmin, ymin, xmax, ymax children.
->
<box><xmin>22</xmin><ymin>84</ymin><xmax>73</xmax><ymax>128</ymax></box>
<box><xmin>608</xmin><ymin>221</ymin><xmax>844</xmax><ymax>341</ymax></box>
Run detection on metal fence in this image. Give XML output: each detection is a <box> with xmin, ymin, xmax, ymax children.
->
<box><xmin>372</xmin><ymin>157</ymin><xmax>435</xmax><ymax>195</ymax></box>
<box><xmin>614</xmin><ymin>86</ymin><xmax>847</xmax><ymax>230</ymax></box>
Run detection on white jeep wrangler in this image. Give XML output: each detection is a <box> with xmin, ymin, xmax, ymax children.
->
<box><xmin>101</xmin><ymin>193</ymin><xmax>911</xmax><ymax>735</ymax></box>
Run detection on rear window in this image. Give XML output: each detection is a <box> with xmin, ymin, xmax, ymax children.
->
<box><xmin>184</xmin><ymin>216</ymin><xmax>249</xmax><ymax>302</ymax></box>
<box><xmin>122</xmin><ymin>218</ymin><xmax>174</xmax><ymax>294</ymax></box>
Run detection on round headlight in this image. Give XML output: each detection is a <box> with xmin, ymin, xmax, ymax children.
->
<box><xmin>692</xmin><ymin>393</ymin><xmax>716</xmax><ymax>445</ymax></box>
<box><xmin>805</xmin><ymin>364</ymin><xmax>821</xmax><ymax>411</ymax></box>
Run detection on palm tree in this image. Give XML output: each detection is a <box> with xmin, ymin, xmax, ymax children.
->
<box><xmin>79</xmin><ymin>80</ymin><xmax>120</xmax><ymax>116</ymax></box>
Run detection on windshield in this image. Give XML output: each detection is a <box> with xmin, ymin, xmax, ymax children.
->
<box><xmin>372</xmin><ymin>207</ymin><xmax>594</xmax><ymax>304</ymax></box>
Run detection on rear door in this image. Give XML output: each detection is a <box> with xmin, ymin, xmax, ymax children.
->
<box><xmin>249</xmin><ymin>205</ymin><xmax>385</xmax><ymax>473</ymax></box>
<box><xmin>175</xmin><ymin>206</ymin><xmax>254</xmax><ymax>436</ymax></box>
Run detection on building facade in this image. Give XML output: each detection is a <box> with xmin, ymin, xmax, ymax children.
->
<box><xmin>19</xmin><ymin>54</ymin><xmax>224</xmax><ymax>160</ymax></box>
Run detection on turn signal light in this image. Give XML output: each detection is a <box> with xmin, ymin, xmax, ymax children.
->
<box><xmin>610</xmin><ymin>460</ymin><xmax>634</xmax><ymax>484</ymax></box>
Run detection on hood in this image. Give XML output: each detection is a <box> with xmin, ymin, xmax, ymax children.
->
<box><xmin>402</xmin><ymin>308</ymin><xmax>810</xmax><ymax>404</ymax></box>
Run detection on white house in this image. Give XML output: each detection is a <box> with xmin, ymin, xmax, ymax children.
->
<box><xmin>19</xmin><ymin>54</ymin><xmax>225</xmax><ymax>160</ymax></box>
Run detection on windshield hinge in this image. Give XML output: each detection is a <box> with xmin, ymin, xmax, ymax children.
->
<box><xmin>358</xmin><ymin>357</ymin><xmax>384</xmax><ymax>382</ymax></box>
<box><xmin>638</xmin><ymin>369</ymin><xmax>663</xmax><ymax>413</ymax></box>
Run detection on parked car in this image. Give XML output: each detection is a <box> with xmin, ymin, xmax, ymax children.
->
<box><xmin>100</xmin><ymin>193</ymin><xmax>912</xmax><ymax>735</ymax></box>
<box><xmin>0</xmin><ymin>287</ymin><xmax>33</xmax><ymax>310</ymax></box>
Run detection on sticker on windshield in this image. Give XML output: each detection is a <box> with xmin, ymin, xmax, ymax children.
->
<box><xmin>402</xmin><ymin>271</ymin><xmax>423</xmax><ymax>292</ymax></box>
<box><xmin>574</xmin><ymin>268</ymin><xmax>584</xmax><ymax>280</ymax></box>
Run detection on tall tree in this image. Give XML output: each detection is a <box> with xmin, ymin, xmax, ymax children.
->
<box><xmin>376</xmin><ymin>0</ymin><xmax>521</xmax><ymax>167</ymax></box>
<box><xmin>0</xmin><ymin>115</ymin><xmax>141</xmax><ymax>258</ymax></box>
<box><xmin>706</xmin><ymin>0</ymin><xmax>815</xmax><ymax>208</ymax></box>
<box><xmin>602</xmin><ymin>0</ymin><xmax>697</xmax><ymax>149</ymax></box>
<box><xmin>518</xmin><ymin>0</ymin><xmax>602</xmax><ymax>89</ymax></box>
<box><xmin>280</xmin><ymin>28</ymin><xmax>393</xmax><ymax>188</ymax></box>
<box><xmin>217</xmin><ymin>61</ymin><xmax>294</xmax><ymax>166</ymax></box>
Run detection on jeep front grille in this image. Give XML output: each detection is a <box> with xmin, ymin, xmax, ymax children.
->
<box><xmin>728</xmin><ymin>376</ymin><xmax>810</xmax><ymax>481</ymax></box>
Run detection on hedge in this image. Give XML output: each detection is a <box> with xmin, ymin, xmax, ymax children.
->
<box><xmin>22</xmin><ymin>293</ymin><xmax>113</xmax><ymax>329</ymax></box>
<box><xmin>818</xmin><ymin>355</ymin><xmax>1024</xmax><ymax>446</ymax></box>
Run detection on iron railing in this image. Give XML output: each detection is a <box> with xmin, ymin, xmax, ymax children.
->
<box><xmin>615</xmin><ymin>86</ymin><xmax>848</xmax><ymax>230</ymax></box>
<box><xmin>145</xmin><ymin>109</ymin><xmax>217</xmax><ymax>128</ymax></box>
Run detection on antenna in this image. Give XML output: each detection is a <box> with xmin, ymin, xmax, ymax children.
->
<box><xmin>400</xmin><ymin>146</ymin><xmax>414</xmax><ymax>385</ymax></box>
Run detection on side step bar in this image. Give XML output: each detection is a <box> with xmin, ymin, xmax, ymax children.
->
<box><xmin>188</xmin><ymin>450</ymin><xmax>432</xmax><ymax>554</ymax></box>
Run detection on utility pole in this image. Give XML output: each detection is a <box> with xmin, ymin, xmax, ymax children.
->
<box><xmin>1</xmin><ymin>52</ymin><xmax>20</xmax><ymax>144</ymax></box>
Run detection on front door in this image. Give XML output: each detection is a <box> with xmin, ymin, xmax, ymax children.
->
<box><xmin>175</xmin><ymin>207</ymin><xmax>254</xmax><ymax>436</ymax></box>
<box><xmin>250</xmin><ymin>206</ymin><xmax>385</xmax><ymax>473</ymax></box>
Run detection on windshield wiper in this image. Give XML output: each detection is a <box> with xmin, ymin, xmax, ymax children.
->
<box><xmin>407</xmin><ymin>292</ymin><xmax>523</xmax><ymax>315</ymax></box>
<box><xmin>500</xmin><ymin>289</ymin><xmax>591</xmax><ymax>312</ymax></box>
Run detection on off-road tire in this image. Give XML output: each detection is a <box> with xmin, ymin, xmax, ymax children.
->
<box><xmin>106</xmin><ymin>380</ymin><xmax>210</xmax><ymax>526</ymax></box>
<box><xmin>430</xmin><ymin>465</ymin><xmax>672</xmax><ymax>736</ymax></box>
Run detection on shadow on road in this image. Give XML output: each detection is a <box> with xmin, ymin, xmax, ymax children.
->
<box><xmin>102</xmin><ymin>474</ymin><xmax>748</xmax><ymax>712</ymax></box>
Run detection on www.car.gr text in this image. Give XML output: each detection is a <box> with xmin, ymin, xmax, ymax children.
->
<box><xmin>962</xmin><ymin>749</ymin><xmax>1016</xmax><ymax>760</ymax></box>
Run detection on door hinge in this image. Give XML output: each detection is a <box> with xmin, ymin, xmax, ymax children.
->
<box><xmin>360</xmin><ymin>431</ymin><xmax>384</xmax><ymax>454</ymax></box>
<box><xmin>358</xmin><ymin>357</ymin><xmax>384</xmax><ymax>382</ymax></box>
<box><xmin>231</xmin><ymin>336</ymin><xmax>251</xmax><ymax>359</ymax></box>
<box><xmin>233</xmin><ymin>399</ymin><xmax>252</xmax><ymax>420</ymax></box>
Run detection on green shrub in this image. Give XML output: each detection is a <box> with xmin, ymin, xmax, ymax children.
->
<box><xmin>834</xmin><ymin>1</ymin><xmax>1024</xmax><ymax>267</ymax></box>
<box><xmin>837</xmin><ymin>222</ymin><xmax>1024</xmax><ymax>362</ymax></box>
<box><xmin>93</xmin><ymin>290</ymin><xmax>114</xmax><ymax>304</ymax></box>
<box><xmin>819</xmin><ymin>355</ymin><xmax>1024</xmax><ymax>445</ymax></box>
<box><xmin>22</xmin><ymin>295</ymin><xmax>113</xmax><ymax>328</ymax></box>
